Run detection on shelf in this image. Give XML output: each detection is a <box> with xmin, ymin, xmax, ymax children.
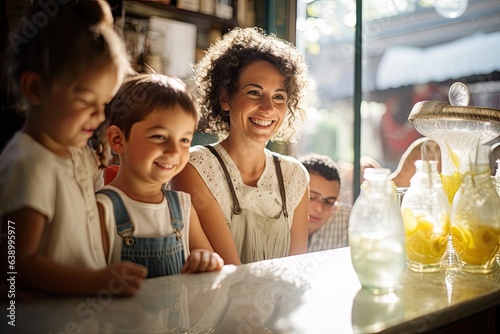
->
<box><xmin>124</xmin><ymin>1</ymin><xmax>238</xmax><ymax>32</ymax></box>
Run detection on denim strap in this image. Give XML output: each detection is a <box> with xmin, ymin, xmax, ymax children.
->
<box><xmin>99</xmin><ymin>188</ymin><xmax>186</xmax><ymax>243</ymax></box>
<box><xmin>162</xmin><ymin>189</ymin><xmax>185</xmax><ymax>240</ymax></box>
<box><xmin>97</xmin><ymin>189</ymin><xmax>134</xmax><ymax>238</ymax></box>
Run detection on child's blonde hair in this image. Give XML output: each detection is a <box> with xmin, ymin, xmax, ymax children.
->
<box><xmin>3</xmin><ymin>0</ymin><xmax>132</xmax><ymax>166</ymax></box>
<box><xmin>5</xmin><ymin>0</ymin><xmax>130</xmax><ymax>111</ymax></box>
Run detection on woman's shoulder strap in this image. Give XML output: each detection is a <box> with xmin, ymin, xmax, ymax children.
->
<box><xmin>205</xmin><ymin>145</ymin><xmax>242</xmax><ymax>215</ymax></box>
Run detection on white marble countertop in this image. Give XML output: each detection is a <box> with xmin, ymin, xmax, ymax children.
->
<box><xmin>2</xmin><ymin>247</ymin><xmax>500</xmax><ymax>333</ymax></box>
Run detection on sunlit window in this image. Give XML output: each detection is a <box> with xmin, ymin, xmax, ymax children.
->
<box><xmin>296</xmin><ymin>0</ymin><xmax>500</xmax><ymax>204</ymax></box>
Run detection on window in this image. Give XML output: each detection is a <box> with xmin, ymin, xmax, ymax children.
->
<box><xmin>296</xmin><ymin>0</ymin><xmax>500</xmax><ymax>204</ymax></box>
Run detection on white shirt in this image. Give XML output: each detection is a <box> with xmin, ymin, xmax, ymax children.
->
<box><xmin>96</xmin><ymin>185</ymin><xmax>191</xmax><ymax>265</ymax></box>
<box><xmin>189</xmin><ymin>144</ymin><xmax>309</xmax><ymax>229</ymax></box>
<box><xmin>0</xmin><ymin>132</ymin><xmax>106</xmax><ymax>269</ymax></box>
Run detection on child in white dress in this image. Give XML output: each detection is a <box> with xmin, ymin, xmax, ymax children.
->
<box><xmin>0</xmin><ymin>0</ymin><xmax>147</xmax><ymax>297</ymax></box>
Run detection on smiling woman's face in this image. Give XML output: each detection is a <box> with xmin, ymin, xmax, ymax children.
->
<box><xmin>223</xmin><ymin>60</ymin><xmax>288</xmax><ymax>144</ymax></box>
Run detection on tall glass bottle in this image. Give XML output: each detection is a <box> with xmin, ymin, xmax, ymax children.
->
<box><xmin>451</xmin><ymin>149</ymin><xmax>500</xmax><ymax>274</ymax></box>
<box><xmin>401</xmin><ymin>160</ymin><xmax>450</xmax><ymax>273</ymax></box>
<box><xmin>349</xmin><ymin>168</ymin><xmax>406</xmax><ymax>292</ymax></box>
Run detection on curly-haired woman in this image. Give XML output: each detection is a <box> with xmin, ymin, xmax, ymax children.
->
<box><xmin>172</xmin><ymin>27</ymin><xmax>311</xmax><ymax>264</ymax></box>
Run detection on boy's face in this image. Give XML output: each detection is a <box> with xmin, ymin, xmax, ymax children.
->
<box><xmin>308</xmin><ymin>173</ymin><xmax>340</xmax><ymax>236</ymax></box>
<box><xmin>119</xmin><ymin>106</ymin><xmax>196</xmax><ymax>186</ymax></box>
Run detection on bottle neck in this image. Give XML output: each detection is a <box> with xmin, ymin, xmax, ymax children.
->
<box><xmin>468</xmin><ymin>163</ymin><xmax>491</xmax><ymax>176</ymax></box>
<box><xmin>464</xmin><ymin>163</ymin><xmax>493</xmax><ymax>187</ymax></box>
<box><xmin>364</xmin><ymin>179</ymin><xmax>389</xmax><ymax>195</ymax></box>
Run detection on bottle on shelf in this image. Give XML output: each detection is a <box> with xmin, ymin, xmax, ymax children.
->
<box><xmin>138</xmin><ymin>34</ymin><xmax>164</xmax><ymax>74</ymax></box>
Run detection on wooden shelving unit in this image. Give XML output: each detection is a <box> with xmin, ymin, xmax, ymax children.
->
<box><xmin>124</xmin><ymin>1</ymin><xmax>238</xmax><ymax>32</ymax></box>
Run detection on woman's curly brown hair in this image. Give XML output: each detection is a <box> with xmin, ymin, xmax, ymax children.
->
<box><xmin>195</xmin><ymin>27</ymin><xmax>310</xmax><ymax>142</ymax></box>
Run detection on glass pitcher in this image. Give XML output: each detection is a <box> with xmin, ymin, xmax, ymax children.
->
<box><xmin>451</xmin><ymin>161</ymin><xmax>500</xmax><ymax>274</ymax></box>
<box><xmin>401</xmin><ymin>160</ymin><xmax>450</xmax><ymax>273</ymax></box>
<box><xmin>349</xmin><ymin>168</ymin><xmax>406</xmax><ymax>292</ymax></box>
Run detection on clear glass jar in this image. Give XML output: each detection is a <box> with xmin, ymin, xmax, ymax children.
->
<box><xmin>451</xmin><ymin>163</ymin><xmax>500</xmax><ymax>274</ymax></box>
<box><xmin>349</xmin><ymin>168</ymin><xmax>406</xmax><ymax>292</ymax></box>
<box><xmin>401</xmin><ymin>160</ymin><xmax>450</xmax><ymax>273</ymax></box>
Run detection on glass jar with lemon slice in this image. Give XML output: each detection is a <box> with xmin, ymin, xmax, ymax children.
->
<box><xmin>401</xmin><ymin>160</ymin><xmax>450</xmax><ymax>272</ymax></box>
<box><xmin>451</xmin><ymin>157</ymin><xmax>500</xmax><ymax>274</ymax></box>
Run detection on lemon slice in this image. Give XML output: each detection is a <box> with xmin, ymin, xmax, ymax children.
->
<box><xmin>473</xmin><ymin>226</ymin><xmax>500</xmax><ymax>251</ymax></box>
<box><xmin>403</xmin><ymin>208</ymin><xmax>418</xmax><ymax>235</ymax></box>
<box><xmin>460</xmin><ymin>248</ymin><xmax>495</xmax><ymax>266</ymax></box>
<box><xmin>451</xmin><ymin>224</ymin><xmax>474</xmax><ymax>252</ymax></box>
<box><xmin>418</xmin><ymin>219</ymin><xmax>435</xmax><ymax>238</ymax></box>
<box><xmin>429</xmin><ymin>235</ymin><xmax>447</xmax><ymax>258</ymax></box>
<box><xmin>406</xmin><ymin>231</ymin><xmax>429</xmax><ymax>262</ymax></box>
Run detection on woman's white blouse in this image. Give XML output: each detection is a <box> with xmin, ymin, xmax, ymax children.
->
<box><xmin>188</xmin><ymin>144</ymin><xmax>309</xmax><ymax>228</ymax></box>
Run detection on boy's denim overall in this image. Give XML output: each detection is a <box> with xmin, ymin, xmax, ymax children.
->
<box><xmin>98</xmin><ymin>189</ymin><xmax>186</xmax><ymax>277</ymax></box>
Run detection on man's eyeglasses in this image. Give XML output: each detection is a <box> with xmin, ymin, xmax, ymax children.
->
<box><xmin>309</xmin><ymin>191</ymin><xmax>338</xmax><ymax>209</ymax></box>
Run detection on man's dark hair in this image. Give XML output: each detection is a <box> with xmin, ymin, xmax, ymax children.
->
<box><xmin>299</xmin><ymin>153</ymin><xmax>341</xmax><ymax>183</ymax></box>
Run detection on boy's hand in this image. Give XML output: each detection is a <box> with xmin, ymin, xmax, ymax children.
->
<box><xmin>95</xmin><ymin>261</ymin><xmax>148</xmax><ymax>297</ymax></box>
<box><xmin>182</xmin><ymin>249</ymin><xmax>224</xmax><ymax>273</ymax></box>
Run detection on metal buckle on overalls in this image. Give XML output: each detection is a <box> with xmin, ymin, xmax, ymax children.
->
<box><xmin>124</xmin><ymin>236</ymin><xmax>135</xmax><ymax>246</ymax></box>
<box><xmin>118</xmin><ymin>224</ymin><xmax>135</xmax><ymax>247</ymax></box>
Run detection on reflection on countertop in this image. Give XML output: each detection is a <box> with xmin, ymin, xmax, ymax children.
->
<box><xmin>1</xmin><ymin>248</ymin><xmax>500</xmax><ymax>333</ymax></box>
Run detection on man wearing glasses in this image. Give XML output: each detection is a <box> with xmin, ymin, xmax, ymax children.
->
<box><xmin>299</xmin><ymin>154</ymin><xmax>350</xmax><ymax>252</ymax></box>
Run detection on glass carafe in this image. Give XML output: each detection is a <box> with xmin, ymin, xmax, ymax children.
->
<box><xmin>451</xmin><ymin>162</ymin><xmax>500</xmax><ymax>274</ymax></box>
<box><xmin>401</xmin><ymin>160</ymin><xmax>450</xmax><ymax>273</ymax></box>
<box><xmin>349</xmin><ymin>168</ymin><xmax>406</xmax><ymax>292</ymax></box>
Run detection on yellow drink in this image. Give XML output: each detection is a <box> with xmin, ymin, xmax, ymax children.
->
<box><xmin>403</xmin><ymin>208</ymin><xmax>449</xmax><ymax>271</ymax></box>
<box><xmin>440</xmin><ymin>172</ymin><xmax>464</xmax><ymax>205</ymax></box>
<box><xmin>451</xmin><ymin>223</ymin><xmax>500</xmax><ymax>271</ymax></box>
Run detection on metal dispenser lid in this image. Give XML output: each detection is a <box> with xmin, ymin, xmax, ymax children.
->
<box><xmin>408</xmin><ymin>82</ymin><xmax>500</xmax><ymax>123</ymax></box>
<box><xmin>408</xmin><ymin>100</ymin><xmax>500</xmax><ymax>123</ymax></box>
